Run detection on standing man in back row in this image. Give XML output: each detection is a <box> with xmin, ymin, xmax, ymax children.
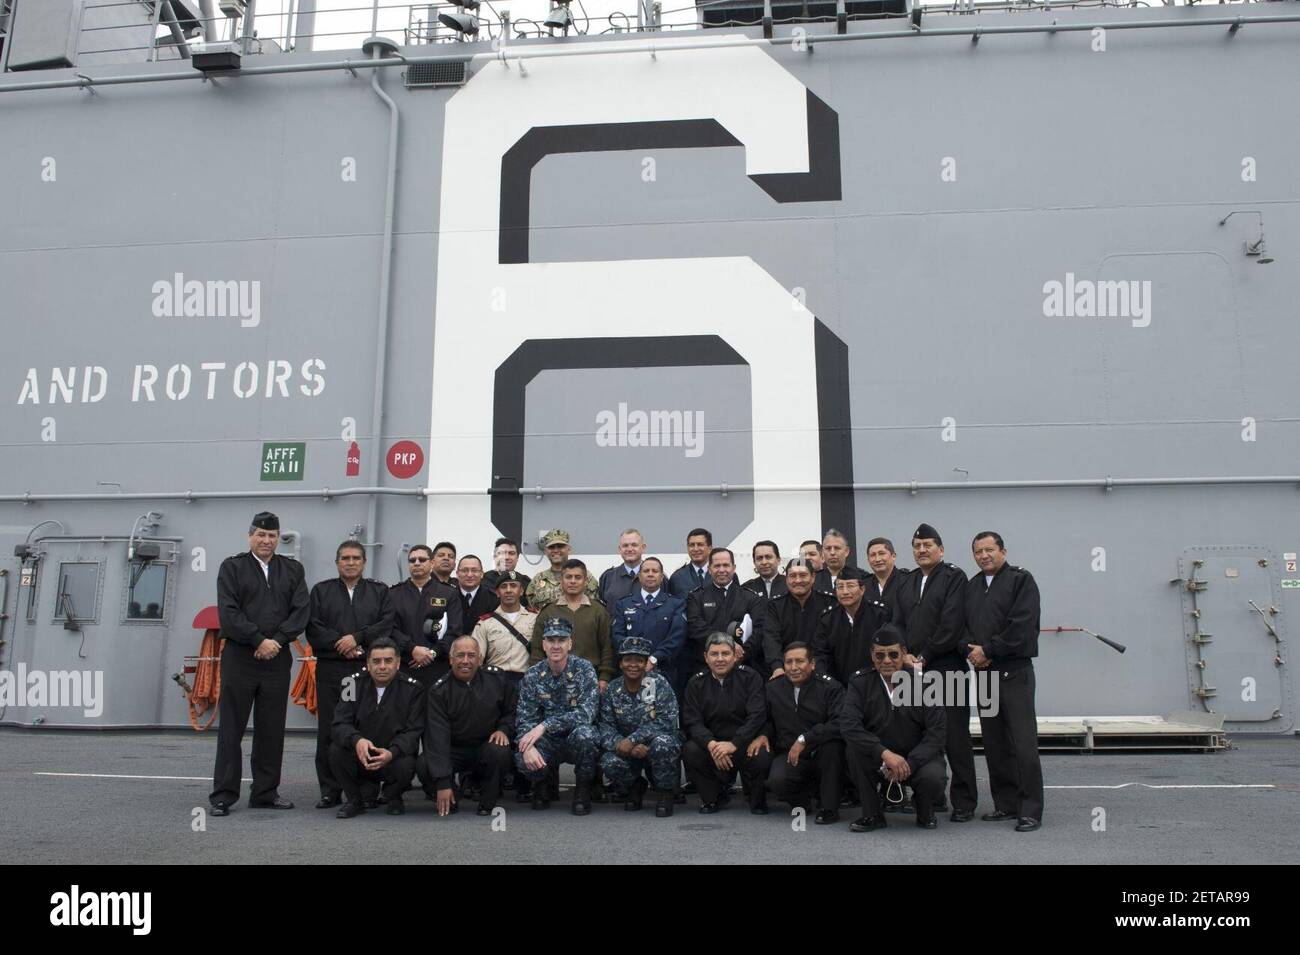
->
<box><xmin>306</xmin><ymin>540</ymin><xmax>396</xmax><ymax>809</ymax></box>
<box><xmin>814</xmin><ymin>529</ymin><xmax>857</xmax><ymax>593</ymax></box>
<box><xmin>526</xmin><ymin>529</ymin><xmax>602</xmax><ymax>612</ymax></box>
<box><xmin>210</xmin><ymin>511</ymin><xmax>310</xmax><ymax>816</ymax></box>
<box><xmin>892</xmin><ymin>523</ymin><xmax>976</xmax><ymax>822</ymax></box>
<box><xmin>965</xmin><ymin>531</ymin><xmax>1043</xmax><ymax>832</ymax></box>
<box><xmin>598</xmin><ymin>529</ymin><xmax>647</xmax><ymax>609</ymax></box>
<box><xmin>669</xmin><ymin>528</ymin><xmax>714</xmax><ymax>598</ymax></box>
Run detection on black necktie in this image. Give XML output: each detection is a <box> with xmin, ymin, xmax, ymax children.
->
<box><xmin>696</xmin><ymin>568</ymin><xmax>705</xmax><ymax>586</ymax></box>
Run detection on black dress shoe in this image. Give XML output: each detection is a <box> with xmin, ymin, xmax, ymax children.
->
<box><xmin>750</xmin><ymin>803</ymin><xmax>769</xmax><ymax>816</ymax></box>
<box><xmin>477</xmin><ymin>803</ymin><xmax>494</xmax><ymax>816</ymax></box>
<box><xmin>916</xmin><ymin>815</ymin><xmax>938</xmax><ymax>829</ymax></box>
<box><xmin>883</xmin><ymin>802</ymin><xmax>900</xmax><ymax>814</ymax></box>
<box><xmin>250</xmin><ymin>797</ymin><xmax>295</xmax><ymax>810</ymax></box>
<box><xmin>674</xmin><ymin>792</ymin><xmax>687</xmax><ymax>804</ymax></box>
<box><xmin>849</xmin><ymin>815</ymin><xmax>888</xmax><ymax>833</ymax></box>
<box><xmin>654</xmin><ymin>791</ymin><xmax>674</xmax><ymax>817</ymax></box>
<box><xmin>386</xmin><ymin>799</ymin><xmax>405</xmax><ymax>815</ymax></box>
<box><xmin>315</xmin><ymin>795</ymin><xmax>340</xmax><ymax>809</ymax></box>
<box><xmin>698</xmin><ymin>801</ymin><xmax>720</xmax><ymax>814</ymax></box>
<box><xmin>571</xmin><ymin>784</ymin><xmax>592</xmax><ymax>817</ymax></box>
<box><xmin>815</xmin><ymin>809</ymin><xmax>840</xmax><ymax>825</ymax></box>
<box><xmin>950</xmin><ymin>809</ymin><xmax>975</xmax><ymax>823</ymax></box>
<box><xmin>210</xmin><ymin>802</ymin><xmax>230</xmax><ymax>817</ymax></box>
<box><xmin>531</xmin><ymin>790</ymin><xmax>550</xmax><ymax>811</ymax></box>
<box><xmin>515</xmin><ymin>790</ymin><xmax>534</xmax><ymax>804</ymax></box>
<box><xmin>363</xmin><ymin>798</ymin><xmax>379</xmax><ymax>810</ymax></box>
<box><xmin>1015</xmin><ymin>817</ymin><xmax>1041</xmax><ymax>832</ymax></box>
<box><xmin>981</xmin><ymin>809</ymin><xmax>1018</xmax><ymax>822</ymax></box>
<box><xmin>336</xmin><ymin>802</ymin><xmax>366</xmax><ymax>819</ymax></box>
<box><xmin>935</xmin><ymin>800</ymin><xmax>950</xmax><ymax>813</ymax></box>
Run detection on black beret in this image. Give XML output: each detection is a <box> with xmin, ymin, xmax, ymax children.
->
<box><xmin>251</xmin><ymin>511</ymin><xmax>280</xmax><ymax>531</ymax></box>
<box><xmin>913</xmin><ymin>523</ymin><xmax>942</xmax><ymax>546</ymax></box>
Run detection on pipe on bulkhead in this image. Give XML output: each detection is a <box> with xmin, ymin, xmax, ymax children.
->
<box><xmin>361</xmin><ymin>35</ymin><xmax>401</xmax><ymax>555</ymax></box>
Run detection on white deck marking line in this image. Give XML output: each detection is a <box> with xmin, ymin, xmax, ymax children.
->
<box><xmin>1046</xmin><ymin>783</ymin><xmax>1275</xmax><ymax>790</ymax></box>
<box><xmin>32</xmin><ymin>773</ymin><xmax>1277</xmax><ymax>790</ymax></box>
<box><xmin>35</xmin><ymin>772</ymin><xmax>251</xmax><ymax>782</ymax></box>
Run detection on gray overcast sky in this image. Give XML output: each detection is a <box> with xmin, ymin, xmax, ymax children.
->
<box><xmin>238</xmin><ymin>0</ymin><xmax>1221</xmax><ymax>51</ymax></box>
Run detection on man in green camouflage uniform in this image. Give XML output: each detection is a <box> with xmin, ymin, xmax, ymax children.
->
<box><xmin>525</xmin><ymin>529</ymin><xmax>601</xmax><ymax>612</ymax></box>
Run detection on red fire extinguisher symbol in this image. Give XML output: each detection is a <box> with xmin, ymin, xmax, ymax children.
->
<box><xmin>346</xmin><ymin>441</ymin><xmax>360</xmax><ymax>477</ymax></box>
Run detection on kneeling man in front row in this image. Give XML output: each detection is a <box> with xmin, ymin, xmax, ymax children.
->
<box><xmin>329</xmin><ymin>637</ymin><xmax>426</xmax><ymax>818</ymax></box>
<box><xmin>598</xmin><ymin>636</ymin><xmax>681</xmax><ymax>817</ymax></box>
<box><xmin>424</xmin><ymin>636</ymin><xmax>517</xmax><ymax>817</ymax></box>
<box><xmin>515</xmin><ymin>616</ymin><xmax>601</xmax><ymax>815</ymax></box>
<box><xmin>760</xmin><ymin>642</ymin><xmax>845</xmax><ymax>825</ymax></box>
<box><xmin>682</xmin><ymin>632</ymin><xmax>771</xmax><ymax>814</ymax></box>
<box><xmin>840</xmin><ymin>625</ymin><xmax>947</xmax><ymax>832</ymax></box>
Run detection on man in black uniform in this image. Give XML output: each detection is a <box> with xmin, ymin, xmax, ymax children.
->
<box><xmin>681</xmin><ymin>632</ymin><xmax>772</xmax><ymax>814</ymax></box>
<box><xmin>455</xmin><ymin>555</ymin><xmax>500</xmax><ymax>626</ymax></box>
<box><xmin>329</xmin><ymin>637</ymin><xmax>426</xmax><ymax>817</ymax></box>
<box><xmin>763</xmin><ymin>558</ymin><xmax>835</xmax><ymax>680</ymax></box>
<box><xmin>424</xmin><ymin>635</ymin><xmax>517</xmax><ymax>817</ymax></box>
<box><xmin>965</xmin><ymin>531</ymin><xmax>1043</xmax><ymax>832</ymax></box>
<box><xmin>686</xmin><ymin>547</ymin><xmax>772</xmax><ymax>673</ymax></box>
<box><xmin>210</xmin><ymin>511</ymin><xmax>310</xmax><ymax>816</ymax></box>
<box><xmin>306</xmin><ymin>540</ymin><xmax>396</xmax><ymax>808</ymax></box>
<box><xmin>813</xmin><ymin>529</ymin><xmax>858</xmax><ymax>593</ymax></box>
<box><xmin>865</xmin><ymin>537</ymin><xmax>911</xmax><ymax>613</ymax></box>
<box><xmin>759</xmin><ymin>642</ymin><xmax>845</xmax><ymax>824</ymax></box>
<box><xmin>389</xmin><ymin>544</ymin><xmax>462</xmax><ymax>686</ymax></box>
<box><xmin>811</xmin><ymin>566</ymin><xmax>890</xmax><ymax>685</ymax></box>
<box><xmin>892</xmin><ymin>523</ymin><xmax>977</xmax><ymax>822</ymax></box>
<box><xmin>742</xmin><ymin>540</ymin><xmax>787</xmax><ymax>600</ymax></box>
<box><xmin>840</xmin><ymin>625</ymin><xmax>947</xmax><ymax>833</ymax></box>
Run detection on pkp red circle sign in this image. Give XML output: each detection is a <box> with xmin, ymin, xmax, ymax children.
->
<box><xmin>386</xmin><ymin>440</ymin><xmax>425</xmax><ymax>480</ymax></box>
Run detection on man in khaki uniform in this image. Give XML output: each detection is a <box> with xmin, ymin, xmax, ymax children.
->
<box><xmin>470</xmin><ymin>571</ymin><xmax>536</xmax><ymax>684</ymax></box>
<box><xmin>525</xmin><ymin>529</ymin><xmax>601</xmax><ymax>612</ymax></box>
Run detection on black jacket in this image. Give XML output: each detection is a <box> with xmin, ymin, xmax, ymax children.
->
<box><xmin>763</xmin><ymin>590</ymin><xmax>836</xmax><ymax>671</ymax></box>
<box><xmin>868</xmin><ymin>567</ymin><xmax>911</xmax><ymax>614</ymax></box>
<box><xmin>964</xmin><ymin>564</ymin><xmax>1041</xmax><ymax>670</ymax></box>
<box><xmin>891</xmin><ymin>563</ymin><xmax>968</xmax><ymax>671</ymax></box>
<box><xmin>423</xmin><ymin>667</ymin><xmax>518</xmax><ymax>790</ymax></box>
<box><xmin>389</xmin><ymin>577</ymin><xmax>463</xmax><ymax>663</ymax></box>
<box><xmin>763</xmin><ymin>673</ymin><xmax>844</xmax><ymax>752</ymax></box>
<box><xmin>840</xmin><ymin>669</ymin><xmax>946</xmax><ymax>772</ymax></box>
<box><xmin>598</xmin><ymin>564</ymin><xmax>644</xmax><ymax>609</ymax></box>
<box><xmin>216</xmin><ymin>551</ymin><xmax>310</xmax><ymax>648</ymax></box>
<box><xmin>686</xmin><ymin>580</ymin><xmax>773</xmax><ymax>672</ymax></box>
<box><xmin>682</xmin><ymin>665</ymin><xmax>767</xmax><ymax>752</ymax></box>
<box><xmin>306</xmin><ymin>577</ymin><xmax>396</xmax><ymax>662</ymax></box>
<box><xmin>457</xmin><ymin>586</ymin><xmax>500</xmax><ymax>631</ymax></box>
<box><xmin>811</xmin><ymin>599</ymin><xmax>890</xmax><ymax>685</ymax></box>
<box><xmin>330</xmin><ymin>670</ymin><xmax>426</xmax><ymax>759</ymax></box>
<box><xmin>742</xmin><ymin>574</ymin><xmax>788</xmax><ymax>601</ymax></box>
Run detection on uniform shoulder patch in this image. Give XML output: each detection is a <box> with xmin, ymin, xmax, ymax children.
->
<box><xmin>432</xmin><ymin>674</ymin><xmax>449</xmax><ymax>689</ymax></box>
<box><xmin>689</xmin><ymin>670</ymin><xmax>707</xmax><ymax>681</ymax></box>
<box><xmin>405</xmin><ymin>675</ymin><xmax>421</xmax><ymax>686</ymax></box>
<box><xmin>850</xmin><ymin>669</ymin><xmax>864</xmax><ymax>679</ymax></box>
<box><xmin>479</xmin><ymin>612</ymin><xmax>493</xmax><ymax>621</ymax></box>
<box><xmin>486</xmin><ymin>665</ymin><xmax>502</xmax><ymax>673</ymax></box>
<box><xmin>818</xmin><ymin>673</ymin><xmax>833</xmax><ymax>681</ymax></box>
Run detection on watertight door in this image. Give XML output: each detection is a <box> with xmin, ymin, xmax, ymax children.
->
<box><xmin>1178</xmin><ymin>546</ymin><xmax>1292</xmax><ymax>733</ymax></box>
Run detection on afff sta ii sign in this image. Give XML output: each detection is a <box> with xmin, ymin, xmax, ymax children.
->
<box><xmin>261</xmin><ymin>442</ymin><xmax>306</xmax><ymax>481</ymax></box>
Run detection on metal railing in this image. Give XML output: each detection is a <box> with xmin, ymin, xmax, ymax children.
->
<box><xmin>1</xmin><ymin>0</ymin><xmax>1282</xmax><ymax>71</ymax></box>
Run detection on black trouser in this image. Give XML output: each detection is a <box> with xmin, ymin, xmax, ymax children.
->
<box><xmin>979</xmin><ymin>664</ymin><xmax>1044</xmax><ymax>820</ymax></box>
<box><xmin>328</xmin><ymin>745</ymin><xmax>417</xmax><ymax>805</ymax></box>
<box><xmin>446</xmin><ymin>741</ymin><xmax>514</xmax><ymax>807</ymax></box>
<box><xmin>210</xmin><ymin>641</ymin><xmax>292</xmax><ymax>807</ymax></box>
<box><xmin>846</xmin><ymin>743</ymin><xmax>946</xmax><ymax>820</ymax></box>
<box><xmin>314</xmin><ymin>658</ymin><xmax>356</xmax><ymax>799</ymax></box>
<box><xmin>766</xmin><ymin>740</ymin><xmax>844</xmax><ymax>810</ymax></box>
<box><xmin>934</xmin><ymin>664</ymin><xmax>979</xmax><ymax>813</ymax></box>
<box><xmin>682</xmin><ymin>739</ymin><xmax>772</xmax><ymax>808</ymax></box>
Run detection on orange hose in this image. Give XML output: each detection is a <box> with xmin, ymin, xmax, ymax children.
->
<box><xmin>290</xmin><ymin>638</ymin><xmax>318</xmax><ymax>716</ymax></box>
<box><xmin>188</xmin><ymin>629</ymin><xmax>223</xmax><ymax>731</ymax></box>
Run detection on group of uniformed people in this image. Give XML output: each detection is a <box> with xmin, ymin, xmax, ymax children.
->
<box><xmin>210</xmin><ymin>514</ymin><xmax>1044</xmax><ymax>832</ymax></box>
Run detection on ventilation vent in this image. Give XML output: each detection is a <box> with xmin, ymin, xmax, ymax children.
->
<box><xmin>404</xmin><ymin>59</ymin><xmax>469</xmax><ymax>89</ymax></box>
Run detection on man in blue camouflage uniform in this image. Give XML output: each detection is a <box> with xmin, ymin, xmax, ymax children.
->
<box><xmin>515</xmin><ymin>616</ymin><xmax>601</xmax><ymax>815</ymax></box>
<box><xmin>597</xmin><ymin>636</ymin><xmax>681</xmax><ymax>817</ymax></box>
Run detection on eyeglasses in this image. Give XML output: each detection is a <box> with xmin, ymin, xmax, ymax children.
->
<box><xmin>408</xmin><ymin>556</ymin><xmax>429</xmax><ymax>564</ymax></box>
<box><xmin>872</xmin><ymin>650</ymin><xmax>901</xmax><ymax>660</ymax></box>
